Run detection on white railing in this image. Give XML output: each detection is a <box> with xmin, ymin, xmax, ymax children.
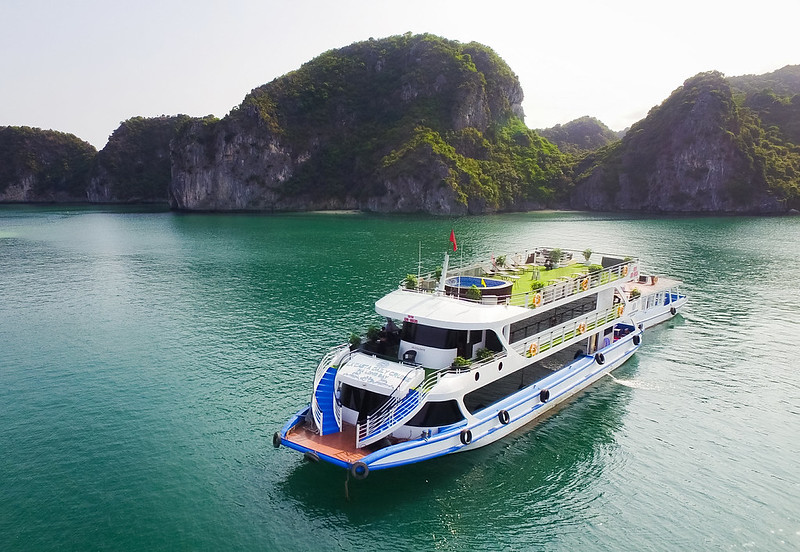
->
<box><xmin>400</xmin><ymin>254</ymin><xmax>636</xmax><ymax>313</ymax></box>
<box><xmin>511</xmin><ymin>303</ymin><xmax>626</xmax><ymax>359</ymax></box>
<box><xmin>355</xmin><ymin>369</ymin><xmax>439</xmax><ymax>448</ymax></box>
<box><xmin>310</xmin><ymin>344</ymin><xmax>349</xmax><ymax>434</ymax></box>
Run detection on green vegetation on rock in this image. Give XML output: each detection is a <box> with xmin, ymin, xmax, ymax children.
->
<box><xmin>173</xmin><ymin>33</ymin><xmax>570</xmax><ymax>213</ymax></box>
<box><xmin>0</xmin><ymin>126</ymin><xmax>96</xmax><ymax>201</ymax></box>
<box><xmin>539</xmin><ymin>116</ymin><xmax>621</xmax><ymax>155</ymax></box>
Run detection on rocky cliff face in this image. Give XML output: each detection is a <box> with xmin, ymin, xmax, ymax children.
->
<box><xmin>88</xmin><ymin>116</ymin><xmax>191</xmax><ymax>203</ymax></box>
<box><xmin>170</xmin><ymin>33</ymin><xmax>562</xmax><ymax>214</ymax></box>
<box><xmin>0</xmin><ymin>126</ymin><xmax>96</xmax><ymax>202</ymax></box>
<box><xmin>571</xmin><ymin>72</ymin><xmax>792</xmax><ymax>213</ymax></box>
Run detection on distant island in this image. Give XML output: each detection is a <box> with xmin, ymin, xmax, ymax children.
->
<box><xmin>2</xmin><ymin>33</ymin><xmax>798</xmax><ymax>214</ymax></box>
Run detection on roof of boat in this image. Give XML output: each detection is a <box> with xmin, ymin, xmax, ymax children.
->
<box><xmin>624</xmin><ymin>276</ymin><xmax>683</xmax><ymax>294</ymax></box>
<box><xmin>375</xmin><ymin>288</ymin><xmax>529</xmax><ymax>329</ymax></box>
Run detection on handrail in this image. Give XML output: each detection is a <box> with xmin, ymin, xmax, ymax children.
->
<box><xmin>310</xmin><ymin>344</ymin><xmax>349</xmax><ymax>434</ymax></box>
<box><xmin>355</xmin><ymin>368</ymin><xmax>439</xmax><ymax>448</ymax></box>
<box><xmin>400</xmin><ymin>257</ymin><xmax>635</xmax><ymax>313</ymax></box>
<box><xmin>511</xmin><ymin>303</ymin><xmax>626</xmax><ymax>359</ymax></box>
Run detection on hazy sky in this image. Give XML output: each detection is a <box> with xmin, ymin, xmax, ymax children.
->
<box><xmin>2</xmin><ymin>0</ymin><xmax>797</xmax><ymax>149</ymax></box>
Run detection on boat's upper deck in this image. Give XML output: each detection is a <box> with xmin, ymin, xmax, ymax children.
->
<box><xmin>377</xmin><ymin>248</ymin><xmax>638</xmax><ymax>329</ymax></box>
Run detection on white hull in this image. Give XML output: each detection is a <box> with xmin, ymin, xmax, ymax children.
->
<box><xmin>366</xmin><ymin>330</ymin><xmax>640</xmax><ymax>470</ymax></box>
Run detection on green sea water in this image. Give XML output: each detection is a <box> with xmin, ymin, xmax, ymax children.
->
<box><xmin>1</xmin><ymin>205</ymin><xmax>798</xmax><ymax>551</ymax></box>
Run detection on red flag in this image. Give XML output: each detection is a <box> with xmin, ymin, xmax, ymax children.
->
<box><xmin>449</xmin><ymin>229</ymin><xmax>457</xmax><ymax>251</ymax></box>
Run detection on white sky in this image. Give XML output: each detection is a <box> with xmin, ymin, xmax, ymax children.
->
<box><xmin>1</xmin><ymin>0</ymin><xmax>797</xmax><ymax>149</ymax></box>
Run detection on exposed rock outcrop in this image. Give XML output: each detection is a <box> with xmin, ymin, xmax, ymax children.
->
<box><xmin>170</xmin><ymin>33</ymin><xmax>566</xmax><ymax>214</ymax></box>
<box><xmin>88</xmin><ymin>115</ymin><xmax>192</xmax><ymax>203</ymax></box>
<box><xmin>570</xmin><ymin>71</ymin><xmax>796</xmax><ymax>213</ymax></box>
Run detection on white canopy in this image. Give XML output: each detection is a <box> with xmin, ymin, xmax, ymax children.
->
<box><xmin>337</xmin><ymin>353</ymin><xmax>424</xmax><ymax>398</ymax></box>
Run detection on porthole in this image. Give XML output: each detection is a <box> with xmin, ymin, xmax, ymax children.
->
<box><xmin>498</xmin><ymin>362</ymin><xmax>503</xmax><ymax>371</ymax></box>
<box><xmin>474</xmin><ymin>372</ymin><xmax>480</xmax><ymax>381</ymax></box>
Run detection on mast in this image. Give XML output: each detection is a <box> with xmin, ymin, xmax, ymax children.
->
<box><xmin>436</xmin><ymin>252</ymin><xmax>450</xmax><ymax>294</ymax></box>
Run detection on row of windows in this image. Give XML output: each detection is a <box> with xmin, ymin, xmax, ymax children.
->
<box><xmin>509</xmin><ymin>294</ymin><xmax>597</xmax><ymax>344</ymax></box>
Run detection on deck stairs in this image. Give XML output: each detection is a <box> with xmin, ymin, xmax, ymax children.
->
<box><xmin>355</xmin><ymin>371</ymin><xmax>438</xmax><ymax>448</ymax></box>
<box><xmin>313</xmin><ymin>366</ymin><xmax>340</xmax><ymax>435</ymax></box>
<box><xmin>311</xmin><ymin>346</ymin><xmax>347</xmax><ymax>436</ymax></box>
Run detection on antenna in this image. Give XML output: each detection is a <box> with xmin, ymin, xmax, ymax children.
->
<box><xmin>417</xmin><ymin>241</ymin><xmax>422</xmax><ymax>282</ymax></box>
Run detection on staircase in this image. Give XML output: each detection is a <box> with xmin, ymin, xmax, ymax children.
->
<box><xmin>313</xmin><ymin>366</ymin><xmax>340</xmax><ymax>435</ymax></box>
<box><xmin>356</xmin><ymin>371</ymin><xmax>438</xmax><ymax>448</ymax></box>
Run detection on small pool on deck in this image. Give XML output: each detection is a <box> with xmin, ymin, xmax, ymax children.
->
<box><xmin>444</xmin><ymin>276</ymin><xmax>513</xmax><ymax>299</ymax></box>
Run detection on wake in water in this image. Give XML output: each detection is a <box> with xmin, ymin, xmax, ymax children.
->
<box><xmin>606</xmin><ymin>373</ymin><xmax>660</xmax><ymax>390</ymax></box>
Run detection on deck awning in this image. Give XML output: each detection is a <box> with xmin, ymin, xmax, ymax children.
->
<box><xmin>337</xmin><ymin>353</ymin><xmax>424</xmax><ymax>398</ymax></box>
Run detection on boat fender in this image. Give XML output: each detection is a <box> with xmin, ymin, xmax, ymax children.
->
<box><xmin>670</xmin><ymin>307</ymin><xmax>677</xmax><ymax>316</ymax></box>
<box><xmin>351</xmin><ymin>461</ymin><xmax>369</xmax><ymax>480</ymax></box>
<box><xmin>498</xmin><ymin>410</ymin><xmax>510</xmax><ymax>425</ymax></box>
<box><xmin>574</xmin><ymin>349</ymin><xmax>584</xmax><ymax>359</ymax></box>
<box><xmin>304</xmin><ymin>451</ymin><xmax>320</xmax><ymax>463</ymax></box>
<box><xmin>540</xmin><ymin>389</ymin><xmax>550</xmax><ymax>403</ymax></box>
<box><xmin>273</xmin><ymin>432</ymin><xmax>282</xmax><ymax>448</ymax></box>
<box><xmin>460</xmin><ymin>429</ymin><xmax>472</xmax><ymax>445</ymax></box>
<box><xmin>595</xmin><ymin>353</ymin><xmax>605</xmax><ymax>365</ymax></box>
<box><xmin>633</xmin><ymin>334</ymin><xmax>641</xmax><ymax>346</ymax></box>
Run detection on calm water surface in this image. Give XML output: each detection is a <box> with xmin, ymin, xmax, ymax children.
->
<box><xmin>1</xmin><ymin>206</ymin><xmax>798</xmax><ymax>550</ymax></box>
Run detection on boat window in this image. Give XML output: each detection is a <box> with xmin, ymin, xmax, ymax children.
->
<box><xmin>509</xmin><ymin>294</ymin><xmax>598</xmax><ymax>344</ymax></box>
<box><xmin>406</xmin><ymin>400</ymin><xmax>465</xmax><ymax>427</ymax></box>
<box><xmin>463</xmin><ymin>361</ymin><xmax>554</xmax><ymax>414</ymax></box>
<box><xmin>401</xmin><ymin>322</ymin><xmax>463</xmax><ymax>350</ymax></box>
<box><xmin>485</xmin><ymin>330</ymin><xmax>503</xmax><ymax>352</ymax></box>
<box><xmin>339</xmin><ymin>384</ymin><xmax>390</xmax><ymax>422</ymax></box>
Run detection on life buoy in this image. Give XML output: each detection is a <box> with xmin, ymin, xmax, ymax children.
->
<box><xmin>532</xmin><ymin>292</ymin><xmax>542</xmax><ymax>307</ymax></box>
<box><xmin>540</xmin><ymin>389</ymin><xmax>550</xmax><ymax>402</ymax></box>
<box><xmin>595</xmin><ymin>353</ymin><xmax>605</xmax><ymax>365</ymax></box>
<box><xmin>670</xmin><ymin>307</ymin><xmax>677</xmax><ymax>316</ymax></box>
<box><xmin>351</xmin><ymin>461</ymin><xmax>369</xmax><ymax>480</ymax></box>
<box><xmin>577</xmin><ymin>322</ymin><xmax>586</xmax><ymax>335</ymax></box>
<box><xmin>622</xmin><ymin>265</ymin><xmax>629</xmax><ymax>277</ymax></box>
<box><xmin>528</xmin><ymin>342</ymin><xmax>539</xmax><ymax>357</ymax></box>
<box><xmin>616</xmin><ymin>305</ymin><xmax>624</xmax><ymax>317</ymax></box>
<box><xmin>273</xmin><ymin>432</ymin><xmax>282</xmax><ymax>448</ymax></box>
<box><xmin>460</xmin><ymin>429</ymin><xmax>472</xmax><ymax>445</ymax></box>
<box><xmin>498</xmin><ymin>410</ymin><xmax>510</xmax><ymax>425</ymax></box>
<box><xmin>652</xmin><ymin>276</ymin><xmax>659</xmax><ymax>285</ymax></box>
<box><xmin>580</xmin><ymin>278</ymin><xmax>589</xmax><ymax>291</ymax></box>
<box><xmin>633</xmin><ymin>334</ymin><xmax>641</xmax><ymax>345</ymax></box>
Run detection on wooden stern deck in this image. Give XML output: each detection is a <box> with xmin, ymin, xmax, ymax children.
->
<box><xmin>285</xmin><ymin>423</ymin><xmax>368</xmax><ymax>464</ymax></box>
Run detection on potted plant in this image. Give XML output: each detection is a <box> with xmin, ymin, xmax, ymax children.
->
<box><xmin>452</xmin><ymin>356</ymin><xmax>470</xmax><ymax>368</ymax></box>
<box><xmin>404</xmin><ymin>274</ymin><xmax>418</xmax><ymax>289</ymax></box>
<box><xmin>466</xmin><ymin>284</ymin><xmax>482</xmax><ymax>301</ymax></box>
<box><xmin>583</xmin><ymin>248</ymin><xmax>592</xmax><ymax>264</ymax></box>
<box><xmin>549</xmin><ymin>248</ymin><xmax>563</xmax><ymax>268</ymax></box>
<box><xmin>630</xmin><ymin>288</ymin><xmax>641</xmax><ymax>299</ymax></box>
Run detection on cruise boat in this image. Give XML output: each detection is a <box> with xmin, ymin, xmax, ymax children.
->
<box><xmin>625</xmin><ymin>273</ymin><xmax>688</xmax><ymax>329</ymax></box>
<box><xmin>275</xmin><ymin>247</ymin><xmax>671</xmax><ymax>479</ymax></box>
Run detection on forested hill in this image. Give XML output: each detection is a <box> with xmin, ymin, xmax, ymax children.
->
<box><xmin>538</xmin><ymin>116</ymin><xmax>621</xmax><ymax>155</ymax></box>
<box><xmin>170</xmin><ymin>33</ymin><xmax>570</xmax><ymax>214</ymax></box>
<box><xmin>0</xmin><ymin>126</ymin><xmax>95</xmax><ymax>202</ymax></box>
<box><xmin>1</xmin><ymin>39</ymin><xmax>798</xmax><ymax>215</ymax></box>
<box><xmin>571</xmin><ymin>70</ymin><xmax>800</xmax><ymax>213</ymax></box>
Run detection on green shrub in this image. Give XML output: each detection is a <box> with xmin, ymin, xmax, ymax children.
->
<box><xmin>466</xmin><ymin>285</ymin><xmax>482</xmax><ymax>301</ymax></box>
